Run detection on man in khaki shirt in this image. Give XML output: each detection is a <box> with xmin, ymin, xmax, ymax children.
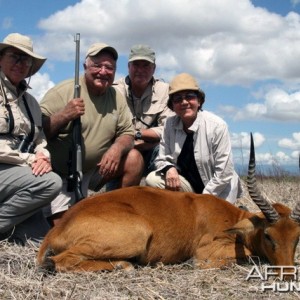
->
<box><xmin>40</xmin><ymin>43</ymin><xmax>143</xmax><ymax>225</ymax></box>
<box><xmin>114</xmin><ymin>45</ymin><xmax>174</xmax><ymax>176</ymax></box>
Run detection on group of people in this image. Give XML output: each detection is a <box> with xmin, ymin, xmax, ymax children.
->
<box><xmin>0</xmin><ymin>33</ymin><xmax>242</xmax><ymax>245</ymax></box>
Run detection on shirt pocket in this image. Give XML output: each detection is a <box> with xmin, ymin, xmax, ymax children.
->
<box><xmin>142</xmin><ymin>104</ymin><xmax>164</xmax><ymax>127</ymax></box>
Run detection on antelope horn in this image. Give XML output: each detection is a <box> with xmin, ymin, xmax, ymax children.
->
<box><xmin>290</xmin><ymin>202</ymin><xmax>300</xmax><ymax>223</ymax></box>
<box><xmin>247</xmin><ymin>133</ymin><xmax>279</xmax><ymax>224</ymax></box>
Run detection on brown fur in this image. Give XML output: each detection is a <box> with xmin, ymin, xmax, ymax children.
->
<box><xmin>37</xmin><ymin>186</ymin><xmax>300</xmax><ymax>272</ymax></box>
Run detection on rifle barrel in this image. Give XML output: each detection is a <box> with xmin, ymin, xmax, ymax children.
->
<box><xmin>67</xmin><ymin>33</ymin><xmax>84</xmax><ymax>202</ymax></box>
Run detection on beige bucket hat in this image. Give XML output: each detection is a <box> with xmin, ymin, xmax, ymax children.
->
<box><xmin>169</xmin><ymin>73</ymin><xmax>203</xmax><ymax>95</ymax></box>
<box><xmin>167</xmin><ymin>73</ymin><xmax>205</xmax><ymax>109</ymax></box>
<box><xmin>0</xmin><ymin>33</ymin><xmax>46</xmax><ymax>77</ymax></box>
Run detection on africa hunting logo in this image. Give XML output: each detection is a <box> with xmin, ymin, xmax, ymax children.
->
<box><xmin>246</xmin><ymin>266</ymin><xmax>300</xmax><ymax>292</ymax></box>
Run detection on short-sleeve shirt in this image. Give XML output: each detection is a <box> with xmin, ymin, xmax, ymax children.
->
<box><xmin>40</xmin><ymin>75</ymin><xmax>134</xmax><ymax>176</ymax></box>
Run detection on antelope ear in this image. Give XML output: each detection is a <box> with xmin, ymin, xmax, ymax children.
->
<box><xmin>224</xmin><ymin>216</ymin><xmax>264</xmax><ymax>236</ymax></box>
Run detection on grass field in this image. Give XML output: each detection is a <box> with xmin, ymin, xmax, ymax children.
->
<box><xmin>0</xmin><ymin>177</ymin><xmax>299</xmax><ymax>299</ymax></box>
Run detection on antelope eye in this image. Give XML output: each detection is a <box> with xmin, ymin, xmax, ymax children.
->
<box><xmin>264</xmin><ymin>232</ymin><xmax>273</xmax><ymax>244</ymax></box>
<box><xmin>264</xmin><ymin>232</ymin><xmax>276</xmax><ymax>250</ymax></box>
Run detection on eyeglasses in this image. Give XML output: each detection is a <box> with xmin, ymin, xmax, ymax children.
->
<box><xmin>172</xmin><ymin>92</ymin><xmax>198</xmax><ymax>104</ymax></box>
<box><xmin>4</xmin><ymin>52</ymin><xmax>33</xmax><ymax>67</ymax></box>
<box><xmin>89</xmin><ymin>63</ymin><xmax>115</xmax><ymax>73</ymax></box>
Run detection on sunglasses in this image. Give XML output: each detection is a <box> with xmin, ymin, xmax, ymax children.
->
<box><xmin>172</xmin><ymin>92</ymin><xmax>198</xmax><ymax>104</ymax></box>
<box><xmin>4</xmin><ymin>51</ymin><xmax>33</xmax><ymax>67</ymax></box>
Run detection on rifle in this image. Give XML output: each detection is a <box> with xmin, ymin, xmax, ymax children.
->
<box><xmin>67</xmin><ymin>33</ymin><xmax>84</xmax><ymax>202</ymax></box>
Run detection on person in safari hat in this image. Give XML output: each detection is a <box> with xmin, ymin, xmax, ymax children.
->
<box><xmin>145</xmin><ymin>73</ymin><xmax>243</xmax><ymax>203</ymax></box>
<box><xmin>114</xmin><ymin>44</ymin><xmax>174</xmax><ymax>181</ymax></box>
<box><xmin>0</xmin><ymin>32</ymin><xmax>46</xmax><ymax>77</ymax></box>
<box><xmin>0</xmin><ymin>33</ymin><xmax>62</xmax><ymax>245</ymax></box>
<box><xmin>40</xmin><ymin>42</ymin><xmax>143</xmax><ymax>226</ymax></box>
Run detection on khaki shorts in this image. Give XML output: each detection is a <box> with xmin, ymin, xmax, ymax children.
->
<box><xmin>43</xmin><ymin>168</ymin><xmax>103</xmax><ymax>217</ymax></box>
<box><xmin>145</xmin><ymin>170</ymin><xmax>194</xmax><ymax>192</ymax></box>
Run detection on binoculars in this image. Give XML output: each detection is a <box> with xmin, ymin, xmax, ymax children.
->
<box><xmin>18</xmin><ymin>136</ymin><xmax>35</xmax><ymax>153</ymax></box>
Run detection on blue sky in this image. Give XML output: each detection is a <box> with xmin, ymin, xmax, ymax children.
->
<box><xmin>0</xmin><ymin>0</ymin><xmax>299</xmax><ymax>174</ymax></box>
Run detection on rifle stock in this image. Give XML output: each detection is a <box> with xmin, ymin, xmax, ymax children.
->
<box><xmin>67</xmin><ymin>33</ymin><xmax>84</xmax><ymax>202</ymax></box>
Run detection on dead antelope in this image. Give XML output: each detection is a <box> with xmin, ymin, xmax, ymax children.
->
<box><xmin>37</xmin><ymin>133</ymin><xmax>300</xmax><ymax>273</ymax></box>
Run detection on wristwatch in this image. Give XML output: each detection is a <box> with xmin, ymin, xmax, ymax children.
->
<box><xmin>135</xmin><ymin>130</ymin><xmax>142</xmax><ymax>140</ymax></box>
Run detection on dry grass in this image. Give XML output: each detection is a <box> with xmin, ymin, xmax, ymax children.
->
<box><xmin>1</xmin><ymin>177</ymin><xmax>300</xmax><ymax>300</ymax></box>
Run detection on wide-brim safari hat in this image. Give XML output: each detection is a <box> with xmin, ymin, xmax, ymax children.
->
<box><xmin>0</xmin><ymin>33</ymin><xmax>46</xmax><ymax>77</ymax></box>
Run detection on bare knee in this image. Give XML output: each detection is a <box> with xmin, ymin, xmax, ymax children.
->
<box><xmin>120</xmin><ymin>149</ymin><xmax>144</xmax><ymax>186</ymax></box>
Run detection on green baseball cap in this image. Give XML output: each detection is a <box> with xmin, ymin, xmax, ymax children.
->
<box><xmin>128</xmin><ymin>44</ymin><xmax>155</xmax><ymax>63</ymax></box>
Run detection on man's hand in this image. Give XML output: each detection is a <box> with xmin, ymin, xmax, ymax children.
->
<box><xmin>64</xmin><ymin>98</ymin><xmax>85</xmax><ymax>121</ymax></box>
<box><xmin>42</xmin><ymin>98</ymin><xmax>85</xmax><ymax>139</ymax></box>
<box><xmin>97</xmin><ymin>146</ymin><xmax>122</xmax><ymax>180</ymax></box>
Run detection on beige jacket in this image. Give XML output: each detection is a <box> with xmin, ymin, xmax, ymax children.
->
<box><xmin>114</xmin><ymin>76</ymin><xmax>174</xmax><ymax>137</ymax></box>
<box><xmin>155</xmin><ymin>111</ymin><xmax>243</xmax><ymax>203</ymax></box>
<box><xmin>0</xmin><ymin>72</ymin><xmax>50</xmax><ymax>166</ymax></box>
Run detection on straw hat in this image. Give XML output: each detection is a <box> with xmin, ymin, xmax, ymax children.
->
<box><xmin>0</xmin><ymin>33</ymin><xmax>46</xmax><ymax>77</ymax></box>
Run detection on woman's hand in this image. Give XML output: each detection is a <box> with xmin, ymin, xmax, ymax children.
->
<box><xmin>165</xmin><ymin>167</ymin><xmax>181</xmax><ymax>191</ymax></box>
<box><xmin>31</xmin><ymin>152</ymin><xmax>52</xmax><ymax>176</ymax></box>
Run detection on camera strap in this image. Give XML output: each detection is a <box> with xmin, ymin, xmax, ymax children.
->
<box><xmin>127</xmin><ymin>76</ymin><xmax>158</xmax><ymax>129</ymax></box>
<box><xmin>22</xmin><ymin>95</ymin><xmax>35</xmax><ymax>143</ymax></box>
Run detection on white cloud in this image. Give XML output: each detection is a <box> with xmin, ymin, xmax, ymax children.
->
<box><xmin>278</xmin><ymin>132</ymin><xmax>300</xmax><ymax>149</ymax></box>
<box><xmin>232</xmin><ymin>88</ymin><xmax>300</xmax><ymax>121</ymax></box>
<box><xmin>231</xmin><ymin>132</ymin><xmax>299</xmax><ymax>166</ymax></box>
<box><xmin>230</xmin><ymin>131</ymin><xmax>280</xmax><ymax>166</ymax></box>
<box><xmin>255</xmin><ymin>151</ymin><xmax>292</xmax><ymax>165</ymax></box>
<box><xmin>291</xmin><ymin>0</ymin><xmax>300</xmax><ymax>7</ymax></box>
<box><xmin>29</xmin><ymin>72</ymin><xmax>55</xmax><ymax>102</ymax></box>
<box><xmin>231</xmin><ymin>131</ymin><xmax>262</xmax><ymax>148</ymax></box>
<box><xmin>291</xmin><ymin>150</ymin><xmax>300</xmax><ymax>158</ymax></box>
<box><xmin>256</xmin><ymin>152</ymin><xmax>274</xmax><ymax>164</ymax></box>
<box><xmin>264</xmin><ymin>89</ymin><xmax>300</xmax><ymax>121</ymax></box>
<box><xmin>33</xmin><ymin>0</ymin><xmax>300</xmax><ymax>86</ymax></box>
<box><xmin>231</xmin><ymin>132</ymin><xmax>265</xmax><ymax>149</ymax></box>
<box><xmin>275</xmin><ymin>151</ymin><xmax>291</xmax><ymax>162</ymax></box>
<box><xmin>231</xmin><ymin>131</ymin><xmax>300</xmax><ymax>167</ymax></box>
<box><xmin>231</xmin><ymin>132</ymin><xmax>250</xmax><ymax>149</ymax></box>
